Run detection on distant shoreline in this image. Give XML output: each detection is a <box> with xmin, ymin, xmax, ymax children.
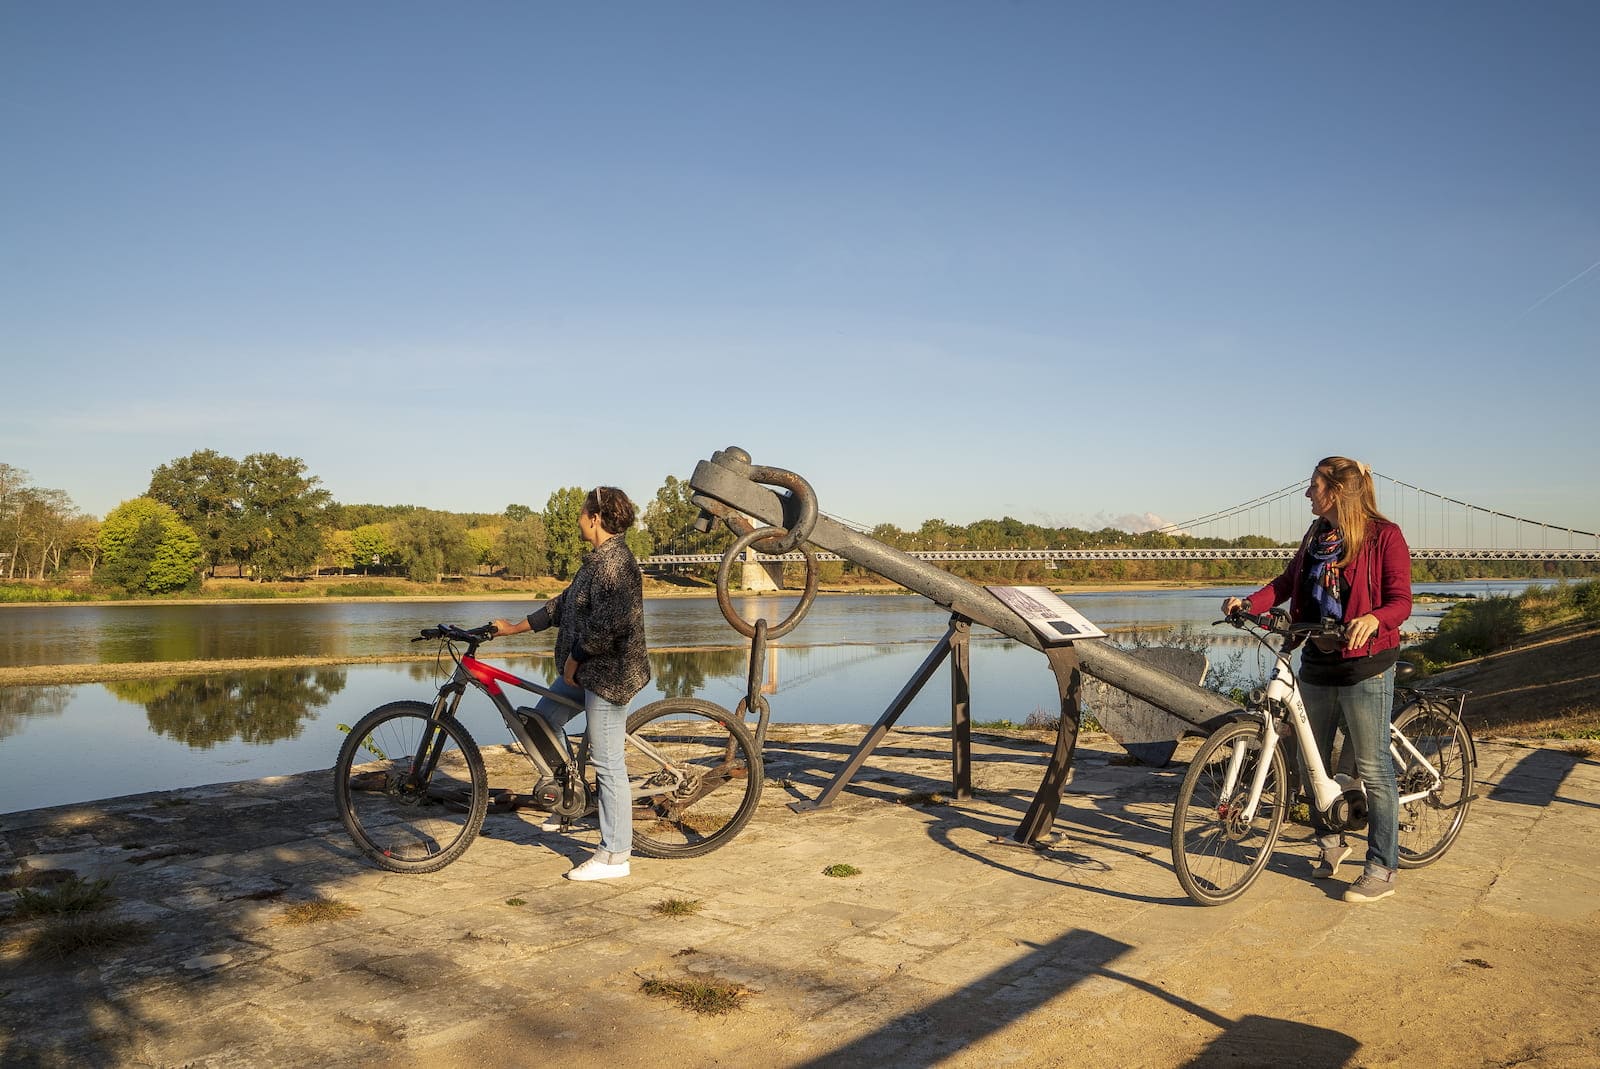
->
<box><xmin>0</xmin><ymin>577</ymin><xmax>1257</xmax><ymax>610</ymax></box>
<box><xmin>0</xmin><ymin>575</ymin><xmax>1533</xmax><ymax>611</ymax></box>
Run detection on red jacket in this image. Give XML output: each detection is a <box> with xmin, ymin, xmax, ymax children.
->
<box><xmin>1245</xmin><ymin>518</ymin><xmax>1413</xmax><ymax>659</ymax></box>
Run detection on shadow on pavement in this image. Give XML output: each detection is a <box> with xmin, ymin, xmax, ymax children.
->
<box><xmin>1487</xmin><ymin>747</ymin><xmax>1595</xmax><ymax>808</ymax></box>
<box><xmin>784</xmin><ymin>927</ymin><xmax>1358</xmax><ymax>1068</ymax></box>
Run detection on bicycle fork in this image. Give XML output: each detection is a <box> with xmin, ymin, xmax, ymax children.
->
<box><xmin>1223</xmin><ymin>712</ymin><xmax>1282</xmax><ymax>825</ymax></box>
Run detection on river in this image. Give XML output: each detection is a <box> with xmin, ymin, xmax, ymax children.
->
<box><xmin>0</xmin><ymin>580</ymin><xmax>1543</xmax><ymax>813</ymax></box>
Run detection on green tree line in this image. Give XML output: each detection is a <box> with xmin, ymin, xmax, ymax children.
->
<box><xmin>3</xmin><ymin>452</ymin><xmax>1594</xmax><ymax>596</ymax></box>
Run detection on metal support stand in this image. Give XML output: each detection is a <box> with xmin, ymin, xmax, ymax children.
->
<box><xmin>950</xmin><ymin>617</ymin><xmax>972</xmax><ymax>800</ymax></box>
<box><xmin>1013</xmin><ymin>645</ymin><xmax>1084</xmax><ymax>845</ymax></box>
<box><xmin>790</xmin><ymin>615</ymin><xmax>972</xmax><ymax>813</ymax></box>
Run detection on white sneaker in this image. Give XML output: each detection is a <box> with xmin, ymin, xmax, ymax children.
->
<box><xmin>565</xmin><ymin>857</ymin><xmax>630</xmax><ymax>882</ymax></box>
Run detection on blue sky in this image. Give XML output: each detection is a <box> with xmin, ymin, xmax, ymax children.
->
<box><xmin>3</xmin><ymin>2</ymin><xmax>1596</xmax><ymax>543</ymax></box>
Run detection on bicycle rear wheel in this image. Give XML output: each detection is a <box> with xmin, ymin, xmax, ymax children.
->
<box><xmin>1171</xmin><ymin>720</ymin><xmax>1288</xmax><ymax>906</ymax></box>
<box><xmin>1393</xmin><ymin>699</ymin><xmax>1474</xmax><ymax>868</ymax></box>
<box><xmin>335</xmin><ymin>700</ymin><xmax>488</xmax><ymax>873</ymax></box>
<box><xmin>626</xmin><ymin>698</ymin><xmax>763</xmax><ymax>859</ymax></box>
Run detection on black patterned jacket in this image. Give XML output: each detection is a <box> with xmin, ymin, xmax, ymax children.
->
<box><xmin>527</xmin><ymin>535</ymin><xmax>650</xmax><ymax>705</ymax></box>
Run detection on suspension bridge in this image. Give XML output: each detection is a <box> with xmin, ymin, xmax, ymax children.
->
<box><xmin>644</xmin><ymin>472</ymin><xmax>1600</xmax><ymax>565</ymax></box>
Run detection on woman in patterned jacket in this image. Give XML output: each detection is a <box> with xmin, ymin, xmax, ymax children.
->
<box><xmin>492</xmin><ymin>486</ymin><xmax>650</xmax><ymax>881</ymax></box>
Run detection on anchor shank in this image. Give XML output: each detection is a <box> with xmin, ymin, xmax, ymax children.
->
<box><xmin>691</xmin><ymin>454</ymin><xmax>1237</xmax><ymax>729</ymax></box>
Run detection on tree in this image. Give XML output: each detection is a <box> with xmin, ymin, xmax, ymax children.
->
<box><xmin>641</xmin><ymin>475</ymin><xmax>731</xmax><ymax>579</ymax></box>
<box><xmin>0</xmin><ymin>465</ymin><xmax>85</xmax><ymax>580</ymax></box>
<box><xmin>497</xmin><ymin>515</ymin><xmax>549</xmax><ymax>578</ymax></box>
<box><xmin>543</xmin><ymin>486</ymin><xmax>587</xmax><ymax>579</ymax></box>
<box><xmin>98</xmin><ymin>498</ymin><xmax>205</xmax><ymax>594</ymax></box>
<box><xmin>349</xmin><ymin>524</ymin><xmax>398</xmax><ymax>574</ymax></box>
<box><xmin>235</xmin><ymin>453</ymin><xmax>331</xmax><ymax>580</ymax></box>
<box><xmin>466</xmin><ymin>526</ymin><xmax>498</xmax><ymax>572</ymax></box>
<box><xmin>390</xmin><ymin>509</ymin><xmax>474</xmax><ymax>582</ymax></box>
<box><xmin>319</xmin><ymin>529</ymin><xmax>355</xmax><ymax>574</ymax></box>
<box><xmin>642</xmin><ymin>476</ymin><xmax>700</xmax><ymax>554</ymax></box>
<box><xmin>504</xmin><ymin>503</ymin><xmax>532</xmax><ymax>523</ymax></box>
<box><xmin>147</xmin><ymin>449</ymin><xmax>242</xmax><ymax>577</ymax></box>
<box><xmin>624</xmin><ymin>525</ymin><xmax>653</xmax><ymax>560</ymax></box>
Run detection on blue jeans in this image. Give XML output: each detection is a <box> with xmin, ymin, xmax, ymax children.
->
<box><xmin>533</xmin><ymin>677</ymin><xmax>632</xmax><ymax>861</ymax></box>
<box><xmin>1300</xmin><ymin>667</ymin><xmax>1399</xmax><ymax>873</ymax></box>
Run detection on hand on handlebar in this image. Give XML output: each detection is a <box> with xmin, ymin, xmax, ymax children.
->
<box><xmin>1343</xmin><ymin>612</ymin><xmax>1379</xmax><ymax>650</ymax></box>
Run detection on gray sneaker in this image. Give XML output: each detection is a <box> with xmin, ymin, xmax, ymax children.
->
<box><xmin>1343</xmin><ymin>870</ymin><xmax>1396</xmax><ymax>903</ymax></box>
<box><xmin>1312</xmin><ymin>842</ymin><xmax>1353</xmax><ymax>879</ymax></box>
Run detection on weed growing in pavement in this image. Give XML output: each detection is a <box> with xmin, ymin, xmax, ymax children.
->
<box><xmin>639</xmin><ymin>976</ymin><xmax>750</xmax><ymax>1016</ymax></box>
<box><xmin>278</xmin><ymin>899</ymin><xmax>360</xmax><ymax>925</ymax></box>
<box><xmin>651</xmin><ymin>898</ymin><xmax>703</xmax><ymax>917</ymax></box>
<box><xmin>822</xmin><ymin>863</ymin><xmax>861</xmax><ymax>878</ymax></box>
<box><xmin>24</xmin><ymin>917</ymin><xmax>149</xmax><ymax>959</ymax></box>
<box><xmin>11</xmin><ymin>874</ymin><xmax>115</xmax><ymax>919</ymax></box>
<box><xmin>506</xmin><ymin>897</ymin><xmax>527</xmax><ymax>907</ymax></box>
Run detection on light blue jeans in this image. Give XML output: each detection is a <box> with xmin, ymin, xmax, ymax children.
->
<box><xmin>533</xmin><ymin>677</ymin><xmax>632</xmax><ymax>862</ymax></box>
<box><xmin>1301</xmin><ymin>667</ymin><xmax>1399</xmax><ymax>874</ymax></box>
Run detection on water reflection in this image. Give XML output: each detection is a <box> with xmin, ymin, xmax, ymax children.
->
<box><xmin>651</xmin><ymin>647</ymin><xmax>749</xmax><ymax>698</ymax></box>
<box><xmin>0</xmin><ymin>685</ymin><xmax>71</xmax><ymax>741</ymax></box>
<box><xmin>102</xmin><ymin>668</ymin><xmax>347</xmax><ymax>749</ymax></box>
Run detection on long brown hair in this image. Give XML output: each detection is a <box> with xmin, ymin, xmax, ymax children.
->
<box><xmin>1311</xmin><ymin>456</ymin><xmax>1388</xmax><ymax>566</ymax></box>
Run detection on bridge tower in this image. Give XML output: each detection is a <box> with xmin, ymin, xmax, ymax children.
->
<box><xmin>741</xmin><ymin>548</ymin><xmax>784</xmax><ymax>591</ymax></box>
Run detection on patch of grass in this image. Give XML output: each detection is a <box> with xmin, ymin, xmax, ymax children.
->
<box><xmin>1559</xmin><ymin>740</ymin><xmax>1600</xmax><ymax>759</ymax></box>
<box><xmin>278</xmin><ymin>899</ymin><xmax>360</xmax><ymax>925</ymax></box>
<box><xmin>651</xmin><ymin>898</ymin><xmax>704</xmax><ymax>917</ymax></box>
<box><xmin>639</xmin><ymin>975</ymin><xmax>750</xmax><ymax>1016</ymax></box>
<box><xmin>506</xmin><ymin>897</ymin><xmax>527</xmax><ymax>907</ymax></box>
<box><xmin>321</xmin><ymin>582</ymin><xmax>406</xmax><ymax>597</ymax></box>
<box><xmin>897</xmin><ymin>791</ymin><xmax>949</xmax><ymax>807</ymax></box>
<box><xmin>647</xmin><ymin>814</ymin><xmax>721</xmax><ymax>835</ymax></box>
<box><xmin>821</xmin><ymin>863</ymin><xmax>861</xmax><ymax>878</ymax></box>
<box><xmin>11</xmin><ymin>874</ymin><xmax>114</xmax><ymax>919</ymax></box>
<box><xmin>24</xmin><ymin>917</ymin><xmax>149</xmax><ymax>959</ymax></box>
<box><xmin>0</xmin><ymin>583</ymin><xmax>93</xmax><ymax>603</ymax></box>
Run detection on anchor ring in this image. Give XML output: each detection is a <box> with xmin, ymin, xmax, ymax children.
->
<box><xmin>715</xmin><ymin>526</ymin><xmax>819</xmax><ymax>639</ymax></box>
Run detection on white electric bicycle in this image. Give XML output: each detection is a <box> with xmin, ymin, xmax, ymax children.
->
<box><xmin>1170</xmin><ymin>608</ymin><xmax>1475</xmax><ymax>906</ymax></box>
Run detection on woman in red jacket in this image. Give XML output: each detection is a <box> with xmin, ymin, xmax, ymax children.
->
<box><xmin>1223</xmin><ymin>456</ymin><xmax>1412</xmax><ymax>903</ymax></box>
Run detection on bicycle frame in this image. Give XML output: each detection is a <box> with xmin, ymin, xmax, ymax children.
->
<box><xmin>417</xmin><ymin>649</ymin><xmax>696</xmax><ymax>806</ymax></box>
<box><xmin>1226</xmin><ymin>629</ymin><xmax>1446</xmax><ymax>825</ymax></box>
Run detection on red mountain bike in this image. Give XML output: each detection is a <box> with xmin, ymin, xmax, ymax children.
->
<box><xmin>334</xmin><ymin>623</ymin><xmax>763</xmax><ymax>873</ymax></box>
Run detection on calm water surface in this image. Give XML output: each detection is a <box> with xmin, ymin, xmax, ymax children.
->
<box><xmin>0</xmin><ymin>581</ymin><xmax>1545</xmax><ymax>812</ymax></box>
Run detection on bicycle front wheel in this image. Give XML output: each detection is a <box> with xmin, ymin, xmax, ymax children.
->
<box><xmin>1171</xmin><ymin>720</ymin><xmax>1288</xmax><ymax>906</ymax></box>
<box><xmin>1393</xmin><ymin>699</ymin><xmax>1474</xmax><ymax>868</ymax></box>
<box><xmin>335</xmin><ymin>700</ymin><xmax>488</xmax><ymax>873</ymax></box>
<box><xmin>626</xmin><ymin>698</ymin><xmax>763</xmax><ymax>860</ymax></box>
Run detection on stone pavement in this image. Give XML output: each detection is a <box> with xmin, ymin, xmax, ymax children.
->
<box><xmin>1</xmin><ymin>725</ymin><xmax>1596</xmax><ymax>1068</ymax></box>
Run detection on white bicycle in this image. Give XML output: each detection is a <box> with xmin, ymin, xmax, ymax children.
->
<box><xmin>1170</xmin><ymin>608</ymin><xmax>1475</xmax><ymax>906</ymax></box>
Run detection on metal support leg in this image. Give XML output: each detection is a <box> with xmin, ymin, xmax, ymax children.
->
<box><xmin>790</xmin><ymin>620</ymin><xmax>961</xmax><ymax>813</ymax></box>
<box><xmin>950</xmin><ymin>617</ymin><xmax>972</xmax><ymax>800</ymax></box>
<box><xmin>1013</xmin><ymin>645</ymin><xmax>1085</xmax><ymax>844</ymax></box>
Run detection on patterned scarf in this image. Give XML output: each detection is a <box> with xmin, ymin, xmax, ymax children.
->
<box><xmin>1305</xmin><ymin>521</ymin><xmax>1345</xmax><ymax>622</ymax></box>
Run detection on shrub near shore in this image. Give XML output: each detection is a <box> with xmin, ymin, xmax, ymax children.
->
<box><xmin>1407</xmin><ymin>579</ymin><xmax>1600</xmax><ymax>670</ymax></box>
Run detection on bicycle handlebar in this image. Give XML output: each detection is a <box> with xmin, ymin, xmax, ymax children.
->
<box><xmin>413</xmin><ymin>623</ymin><xmax>499</xmax><ymax>646</ymax></box>
<box><xmin>1217</xmin><ymin>608</ymin><xmax>1345</xmax><ymax>643</ymax></box>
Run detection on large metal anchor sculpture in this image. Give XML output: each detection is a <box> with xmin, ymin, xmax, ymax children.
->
<box><xmin>689</xmin><ymin>446</ymin><xmax>1240</xmax><ymax>845</ymax></box>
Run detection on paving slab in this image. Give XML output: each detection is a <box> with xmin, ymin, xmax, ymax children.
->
<box><xmin>1</xmin><ymin>725</ymin><xmax>1596</xmax><ymax>1068</ymax></box>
